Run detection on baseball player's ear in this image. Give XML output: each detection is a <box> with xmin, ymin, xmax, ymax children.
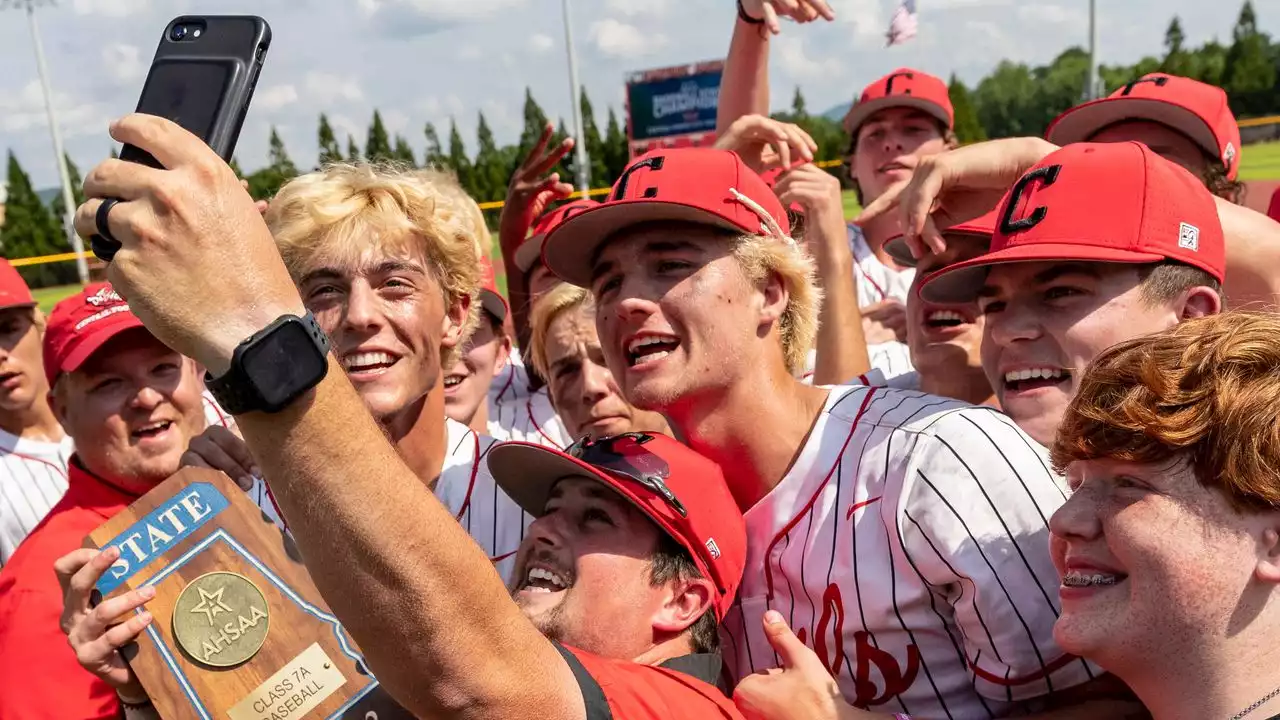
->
<box><xmin>651</xmin><ymin>577</ymin><xmax>714</xmax><ymax>635</ymax></box>
<box><xmin>1255</xmin><ymin>524</ymin><xmax>1280</xmax><ymax>585</ymax></box>
<box><xmin>441</xmin><ymin>293</ymin><xmax>473</xmax><ymax>350</ymax></box>
<box><xmin>757</xmin><ymin>269</ymin><xmax>789</xmax><ymax>327</ymax></box>
<box><xmin>1178</xmin><ymin>285</ymin><xmax>1221</xmax><ymax>320</ymax></box>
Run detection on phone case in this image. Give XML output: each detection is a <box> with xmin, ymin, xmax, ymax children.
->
<box><xmin>121</xmin><ymin>15</ymin><xmax>271</xmax><ymax>167</ymax></box>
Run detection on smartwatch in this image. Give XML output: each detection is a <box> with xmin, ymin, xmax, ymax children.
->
<box><xmin>205</xmin><ymin>312</ymin><xmax>331</xmax><ymax>415</ymax></box>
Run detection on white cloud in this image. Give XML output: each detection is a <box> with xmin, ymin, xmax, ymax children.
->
<box><xmin>384</xmin><ymin>110</ymin><xmax>411</xmax><ymax>135</ymax></box>
<box><xmin>529</xmin><ymin>33</ymin><xmax>555</xmax><ymax>54</ymax></box>
<box><xmin>101</xmin><ymin>44</ymin><xmax>144</xmax><ymax>85</ymax></box>
<box><xmin>459</xmin><ymin>45</ymin><xmax>483</xmax><ymax>61</ymax></box>
<box><xmin>775</xmin><ymin>37</ymin><xmax>841</xmax><ymax>79</ymax></box>
<box><xmin>589</xmin><ymin>19</ymin><xmax>665</xmax><ymax>58</ymax></box>
<box><xmin>1016</xmin><ymin>3</ymin><xmax>1080</xmax><ymax>25</ymax></box>
<box><xmin>257</xmin><ymin>84</ymin><xmax>300</xmax><ymax>112</ymax></box>
<box><xmin>303</xmin><ymin>72</ymin><xmax>364</xmax><ymax>105</ymax></box>
<box><xmin>364</xmin><ymin>0</ymin><xmax>527</xmax><ymax>34</ymax></box>
<box><xmin>72</xmin><ymin>0</ymin><xmax>149</xmax><ymax>17</ymax></box>
<box><xmin>831</xmin><ymin>0</ymin><xmax>885</xmax><ymax>39</ymax></box>
<box><xmin>604</xmin><ymin>0</ymin><xmax>672</xmax><ymax>18</ymax></box>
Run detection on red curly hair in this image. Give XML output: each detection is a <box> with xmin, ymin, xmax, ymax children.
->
<box><xmin>1052</xmin><ymin>311</ymin><xmax>1280</xmax><ymax>513</ymax></box>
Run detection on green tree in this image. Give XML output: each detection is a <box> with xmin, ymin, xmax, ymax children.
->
<box><xmin>447</xmin><ymin>118</ymin><xmax>475</xmax><ymax>197</ymax></box>
<box><xmin>791</xmin><ymin>87</ymin><xmax>808</xmax><ymax>119</ymax></box>
<box><xmin>229</xmin><ymin>157</ymin><xmax>245</xmax><ymax>177</ymax></box>
<box><xmin>948</xmin><ymin>75</ymin><xmax>988</xmax><ymax>144</ymax></box>
<box><xmin>566</xmin><ymin>89</ymin><xmax>608</xmax><ymax>189</ymax></box>
<box><xmin>317</xmin><ymin>113</ymin><xmax>343</xmax><ymax>166</ymax></box>
<box><xmin>554</xmin><ymin>118</ymin><xmax>573</xmax><ymax>182</ymax></box>
<box><xmin>473</xmin><ymin>111</ymin><xmax>508</xmax><ymax>201</ymax></box>
<box><xmin>603</xmin><ymin>107</ymin><xmax>629</xmax><ymax>181</ymax></box>
<box><xmin>346</xmin><ymin>135</ymin><xmax>361</xmax><ymax>163</ymax></box>
<box><xmin>247</xmin><ymin>127</ymin><xmax>299</xmax><ymax>200</ymax></box>
<box><xmin>974</xmin><ymin>60</ymin><xmax>1041</xmax><ymax>138</ymax></box>
<box><xmin>423</xmin><ymin>122</ymin><xmax>447</xmax><ymax>169</ymax></box>
<box><xmin>1</xmin><ymin>152</ymin><xmax>71</xmax><ymax>287</ymax></box>
<box><xmin>365</xmin><ymin>110</ymin><xmax>393</xmax><ymax>163</ymax></box>
<box><xmin>392</xmin><ymin>135</ymin><xmax>417</xmax><ymax>167</ymax></box>
<box><xmin>49</xmin><ymin>154</ymin><xmax>85</xmax><ymax>225</ymax></box>
<box><xmin>1161</xmin><ymin>17</ymin><xmax>1190</xmax><ymax>76</ymax></box>
<box><xmin>518</xmin><ymin>87</ymin><xmax>552</xmax><ymax>160</ymax></box>
<box><xmin>1223</xmin><ymin>0</ymin><xmax>1276</xmax><ymax>116</ymax></box>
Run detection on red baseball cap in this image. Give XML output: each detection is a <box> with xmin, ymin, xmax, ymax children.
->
<box><xmin>1045</xmin><ymin>73</ymin><xmax>1242</xmax><ymax>180</ymax></box>
<box><xmin>478</xmin><ymin>256</ymin><xmax>508</xmax><ymax>323</ymax></box>
<box><xmin>842</xmin><ymin>68</ymin><xmax>954</xmax><ymax>137</ymax></box>
<box><xmin>884</xmin><ymin>210</ymin><xmax>999</xmax><ymax>268</ymax></box>
<box><xmin>1267</xmin><ymin>186</ymin><xmax>1280</xmax><ymax>224</ymax></box>
<box><xmin>513</xmin><ymin>199</ymin><xmax>601</xmax><ymax>274</ymax></box>
<box><xmin>541</xmin><ymin>148</ymin><xmax>791</xmax><ymax>287</ymax></box>
<box><xmin>920</xmin><ymin>142</ymin><xmax>1224</xmax><ymax>304</ymax></box>
<box><xmin>0</xmin><ymin>260</ymin><xmax>36</xmax><ymax>310</ymax></box>
<box><xmin>43</xmin><ymin>282</ymin><xmax>148</xmax><ymax>385</ymax></box>
<box><xmin>487</xmin><ymin>433</ymin><xmax>746</xmax><ymax>621</ymax></box>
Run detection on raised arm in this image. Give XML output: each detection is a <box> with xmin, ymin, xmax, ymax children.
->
<box><xmin>73</xmin><ymin>114</ymin><xmax>585</xmax><ymax>720</ymax></box>
<box><xmin>716</xmin><ymin>0</ymin><xmax>835</xmax><ymax>135</ymax></box>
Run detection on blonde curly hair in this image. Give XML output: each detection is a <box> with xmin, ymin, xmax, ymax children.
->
<box><xmin>730</xmin><ymin>234</ymin><xmax>821</xmax><ymax>377</ymax></box>
<box><xmin>266</xmin><ymin>163</ymin><xmax>482</xmax><ymax>368</ymax></box>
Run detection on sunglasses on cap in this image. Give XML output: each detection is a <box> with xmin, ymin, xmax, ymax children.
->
<box><xmin>567</xmin><ymin>432</ymin><xmax>734</xmax><ymax>596</ymax></box>
<box><xmin>566</xmin><ymin>433</ymin><xmax>687</xmax><ymax>518</ymax></box>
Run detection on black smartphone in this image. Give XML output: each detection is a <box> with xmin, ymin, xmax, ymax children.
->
<box><xmin>120</xmin><ymin>15</ymin><xmax>271</xmax><ymax>168</ymax></box>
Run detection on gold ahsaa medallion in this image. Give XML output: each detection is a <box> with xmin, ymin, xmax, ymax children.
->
<box><xmin>173</xmin><ymin>571</ymin><xmax>270</xmax><ymax>668</ymax></box>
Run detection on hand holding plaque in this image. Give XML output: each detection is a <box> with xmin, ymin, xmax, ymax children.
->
<box><xmin>76</xmin><ymin>467</ymin><xmax>412</xmax><ymax>719</ymax></box>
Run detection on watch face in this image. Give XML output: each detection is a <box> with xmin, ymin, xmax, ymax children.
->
<box><xmin>241</xmin><ymin>319</ymin><xmax>328</xmax><ymax>410</ymax></box>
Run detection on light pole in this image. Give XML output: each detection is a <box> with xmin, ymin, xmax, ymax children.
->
<box><xmin>561</xmin><ymin>0</ymin><xmax>590</xmax><ymax>192</ymax></box>
<box><xmin>3</xmin><ymin>0</ymin><xmax>89</xmax><ymax>284</ymax></box>
<box><xmin>1086</xmin><ymin>0</ymin><xmax>1100</xmax><ymax>100</ymax></box>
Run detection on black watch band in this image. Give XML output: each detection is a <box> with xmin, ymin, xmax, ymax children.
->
<box><xmin>737</xmin><ymin>0</ymin><xmax>764</xmax><ymax>24</ymax></box>
<box><xmin>206</xmin><ymin>312</ymin><xmax>330</xmax><ymax>415</ymax></box>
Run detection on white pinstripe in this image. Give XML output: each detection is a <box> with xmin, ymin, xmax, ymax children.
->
<box><xmin>486</xmin><ymin>354</ymin><xmax>572</xmax><ymax>449</ymax></box>
<box><xmin>722</xmin><ymin>385</ymin><xmax>1098</xmax><ymax>719</ymax></box>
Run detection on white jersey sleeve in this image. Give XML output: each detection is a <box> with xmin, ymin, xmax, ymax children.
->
<box><xmin>0</xmin><ymin>431</ymin><xmax>72</xmax><ymax>566</ymax></box>
<box><xmin>894</xmin><ymin>408</ymin><xmax>1098</xmax><ymax>701</ymax></box>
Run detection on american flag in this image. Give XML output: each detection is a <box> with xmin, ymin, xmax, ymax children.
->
<box><xmin>886</xmin><ymin>0</ymin><xmax>918</xmax><ymax>47</ymax></box>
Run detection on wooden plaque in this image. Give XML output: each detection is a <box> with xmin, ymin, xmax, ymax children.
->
<box><xmin>88</xmin><ymin>468</ymin><xmax>412</xmax><ymax>720</ymax></box>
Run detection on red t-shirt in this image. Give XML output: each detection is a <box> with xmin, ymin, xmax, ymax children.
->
<box><xmin>0</xmin><ymin>460</ymin><xmax>138</xmax><ymax>720</ymax></box>
<box><xmin>559</xmin><ymin>645</ymin><xmax>743</xmax><ymax>719</ymax></box>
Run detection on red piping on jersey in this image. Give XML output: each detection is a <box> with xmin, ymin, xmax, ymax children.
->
<box><xmin>0</xmin><ymin>449</ymin><xmax>69</xmax><ymax>480</ymax></box>
<box><xmin>526</xmin><ymin>397</ymin><xmax>559</xmax><ymax>447</ymax></box>
<box><xmin>494</xmin><ymin>367</ymin><xmax>516</xmax><ymax>404</ymax></box>
<box><xmin>491</xmin><ymin>549</ymin><xmax>518</xmax><ymax>563</ymax></box>
<box><xmin>845</xmin><ymin>496</ymin><xmax>882</xmax><ymax>520</ymax></box>
<box><xmin>856</xmin><ymin>262</ymin><xmax>889</xmax><ymax>302</ymax></box>
<box><xmin>453</xmin><ymin>429</ymin><xmax>483</xmax><ymax>521</ymax></box>
<box><xmin>970</xmin><ymin>653</ymin><xmax>1082</xmax><ymax>686</ymax></box>
<box><xmin>764</xmin><ymin>388</ymin><xmax>878</xmax><ymax>602</ymax></box>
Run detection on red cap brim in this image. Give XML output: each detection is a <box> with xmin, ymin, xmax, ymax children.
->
<box><xmin>487</xmin><ymin>441</ymin><xmax>724</xmax><ymax>614</ymax></box>
<box><xmin>920</xmin><ymin>241</ymin><xmax>1165</xmax><ymax>304</ymax></box>
<box><xmin>884</xmin><ymin>224</ymin><xmax>995</xmax><ymax>268</ymax></box>
<box><xmin>1046</xmin><ymin>98</ymin><xmax>1226</xmax><ymax>177</ymax></box>
<box><xmin>542</xmin><ymin>200</ymin><xmax>747</xmax><ymax>288</ymax></box>
<box><xmin>479</xmin><ymin>289</ymin><xmax>508</xmax><ymax>323</ymax></box>
<box><xmin>512</xmin><ymin>234</ymin><xmax>545</xmax><ymax>274</ymax></box>
<box><xmin>844</xmin><ymin>96</ymin><xmax>952</xmax><ymax>135</ymax></box>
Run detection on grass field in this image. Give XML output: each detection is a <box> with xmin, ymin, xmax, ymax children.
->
<box><xmin>32</xmin><ymin>284</ymin><xmax>80</xmax><ymax>314</ymax></box>
<box><xmin>23</xmin><ymin>142</ymin><xmax>1280</xmax><ymax>312</ymax></box>
<box><xmin>1240</xmin><ymin>141</ymin><xmax>1280</xmax><ymax>182</ymax></box>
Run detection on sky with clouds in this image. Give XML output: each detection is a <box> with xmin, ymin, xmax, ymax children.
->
<box><xmin>1</xmin><ymin>0</ymin><xmax>1276</xmax><ymax>189</ymax></box>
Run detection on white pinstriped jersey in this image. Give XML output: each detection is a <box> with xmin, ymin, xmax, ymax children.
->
<box><xmin>849</xmin><ymin>224</ymin><xmax>914</xmax><ymax>378</ymax></box>
<box><xmin>487</xmin><ymin>354</ymin><xmax>573</xmax><ymax>448</ymax></box>
<box><xmin>0</xmin><ymin>431</ymin><xmax>72</xmax><ymax>566</ymax></box>
<box><xmin>0</xmin><ymin>392</ymin><xmax>235</xmax><ymax>566</ymax></box>
<box><xmin>248</xmin><ymin>418</ymin><xmax>531</xmax><ymax>582</ymax></box>
<box><xmin>854</xmin><ymin>368</ymin><xmax>923</xmax><ymax>392</ymax></box>
<box><xmin>722</xmin><ymin>384</ymin><xmax>1098</xmax><ymax>719</ymax></box>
